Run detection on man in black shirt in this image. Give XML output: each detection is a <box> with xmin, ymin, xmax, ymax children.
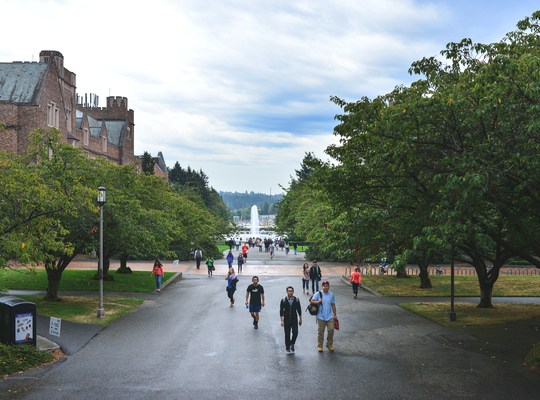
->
<box><xmin>309</xmin><ymin>261</ymin><xmax>322</xmax><ymax>293</ymax></box>
<box><xmin>280</xmin><ymin>286</ymin><xmax>302</xmax><ymax>354</ymax></box>
<box><xmin>246</xmin><ymin>276</ymin><xmax>265</xmax><ymax>329</ymax></box>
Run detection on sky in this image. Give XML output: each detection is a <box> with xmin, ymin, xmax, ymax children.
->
<box><xmin>1</xmin><ymin>0</ymin><xmax>539</xmax><ymax>194</ymax></box>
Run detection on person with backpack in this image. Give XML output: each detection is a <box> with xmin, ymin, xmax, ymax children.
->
<box><xmin>309</xmin><ymin>260</ymin><xmax>322</xmax><ymax>293</ymax></box>
<box><xmin>194</xmin><ymin>249</ymin><xmax>203</xmax><ymax>269</ymax></box>
<box><xmin>310</xmin><ymin>280</ymin><xmax>337</xmax><ymax>352</ymax></box>
<box><xmin>205</xmin><ymin>256</ymin><xmax>215</xmax><ymax>277</ymax></box>
<box><xmin>280</xmin><ymin>286</ymin><xmax>302</xmax><ymax>354</ymax></box>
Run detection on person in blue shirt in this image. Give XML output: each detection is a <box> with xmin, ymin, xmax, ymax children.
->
<box><xmin>310</xmin><ymin>280</ymin><xmax>337</xmax><ymax>352</ymax></box>
<box><xmin>226</xmin><ymin>250</ymin><xmax>234</xmax><ymax>268</ymax></box>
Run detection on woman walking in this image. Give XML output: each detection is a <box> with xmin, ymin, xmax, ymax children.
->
<box><xmin>151</xmin><ymin>259</ymin><xmax>164</xmax><ymax>293</ymax></box>
<box><xmin>226</xmin><ymin>267</ymin><xmax>239</xmax><ymax>306</ymax></box>
<box><xmin>302</xmin><ymin>263</ymin><xmax>310</xmax><ymax>294</ymax></box>
<box><xmin>350</xmin><ymin>266</ymin><xmax>363</xmax><ymax>298</ymax></box>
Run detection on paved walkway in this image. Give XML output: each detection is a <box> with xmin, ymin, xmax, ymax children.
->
<box><xmin>2</xmin><ymin>246</ymin><xmax>540</xmax><ymax>399</ymax></box>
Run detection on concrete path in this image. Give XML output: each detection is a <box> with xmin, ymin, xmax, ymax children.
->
<box><xmin>1</xmin><ymin>248</ymin><xmax>539</xmax><ymax>399</ymax></box>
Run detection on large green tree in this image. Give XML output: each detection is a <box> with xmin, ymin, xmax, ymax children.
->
<box><xmin>325</xmin><ymin>11</ymin><xmax>540</xmax><ymax>307</ymax></box>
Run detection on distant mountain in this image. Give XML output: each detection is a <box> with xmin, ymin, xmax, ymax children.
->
<box><xmin>220</xmin><ymin>191</ymin><xmax>283</xmax><ymax>215</ymax></box>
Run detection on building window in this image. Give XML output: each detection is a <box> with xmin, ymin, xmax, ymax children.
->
<box><xmin>83</xmin><ymin>128</ymin><xmax>89</xmax><ymax>146</ymax></box>
<box><xmin>102</xmin><ymin>135</ymin><xmax>107</xmax><ymax>152</ymax></box>
<box><xmin>47</xmin><ymin>102</ymin><xmax>59</xmax><ymax>128</ymax></box>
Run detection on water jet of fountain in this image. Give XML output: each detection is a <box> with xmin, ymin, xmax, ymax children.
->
<box><xmin>250</xmin><ymin>205</ymin><xmax>260</xmax><ymax>236</ymax></box>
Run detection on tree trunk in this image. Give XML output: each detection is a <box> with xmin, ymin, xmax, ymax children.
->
<box><xmin>44</xmin><ymin>262</ymin><xmax>63</xmax><ymax>301</ymax></box>
<box><xmin>418</xmin><ymin>264</ymin><xmax>433</xmax><ymax>289</ymax></box>
<box><xmin>117</xmin><ymin>254</ymin><xmax>133</xmax><ymax>274</ymax></box>
<box><xmin>43</xmin><ymin>254</ymin><xmax>77</xmax><ymax>301</ymax></box>
<box><xmin>478</xmin><ymin>281</ymin><xmax>494</xmax><ymax>308</ymax></box>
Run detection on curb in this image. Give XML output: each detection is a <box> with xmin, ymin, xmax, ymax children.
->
<box><xmin>161</xmin><ymin>272</ymin><xmax>182</xmax><ymax>290</ymax></box>
<box><xmin>340</xmin><ymin>274</ymin><xmax>381</xmax><ymax>296</ymax></box>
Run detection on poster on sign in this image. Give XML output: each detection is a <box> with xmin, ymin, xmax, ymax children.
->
<box><xmin>49</xmin><ymin>317</ymin><xmax>61</xmax><ymax>337</ymax></box>
<box><xmin>15</xmin><ymin>312</ymin><xmax>34</xmax><ymax>343</ymax></box>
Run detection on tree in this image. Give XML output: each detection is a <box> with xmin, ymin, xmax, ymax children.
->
<box><xmin>0</xmin><ymin>149</ymin><xmax>65</xmax><ymax>269</ymax></box>
<box><xmin>23</xmin><ymin>129</ymin><xmax>99</xmax><ymax>300</ymax></box>
<box><xmin>141</xmin><ymin>151</ymin><xmax>155</xmax><ymax>175</ymax></box>
<box><xmin>325</xmin><ymin>12</ymin><xmax>540</xmax><ymax>307</ymax></box>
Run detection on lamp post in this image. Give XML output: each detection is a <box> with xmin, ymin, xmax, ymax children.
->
<box><xmin>97</xmin><ymin>186</ymin><xmax>106</xmax><ymax>318</ymax></box>
<box><xmin>449</xmin><ymin>244</ymin><xmax>457</xmax><ymax>321</ymax></box>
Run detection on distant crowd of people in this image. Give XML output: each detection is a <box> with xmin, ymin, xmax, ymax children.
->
<box><xmin>225</xmin><ymin>236</ymin><xmax>299</xmax><ymax>255</ymax></box>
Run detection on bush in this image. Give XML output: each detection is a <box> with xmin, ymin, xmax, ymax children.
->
<box><xmin>0</xmin><ymin>343</ymin><xmax>54</xmax><ymax>375</ymax></box>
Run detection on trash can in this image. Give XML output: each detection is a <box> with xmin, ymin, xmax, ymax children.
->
<box><xmin>0</xmin><ymin>296</ymin><xmax>37</xmax><ymax>346</ymax></box>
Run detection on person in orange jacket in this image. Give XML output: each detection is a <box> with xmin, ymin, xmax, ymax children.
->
<box><xmin>350</xmin><ymin>265</ymin><xmax>362</xmax><ymax>299</ymax></box>
<box><xmin>151</xmin><ymin>259</ymin><xmax>164</xmax><ymax>293</ymax></box>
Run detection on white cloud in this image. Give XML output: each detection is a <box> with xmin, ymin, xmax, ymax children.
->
<box><xmin>1</xmin><ymin>0</ymin><xmax>538</xmax><ymax>192</ymax></box>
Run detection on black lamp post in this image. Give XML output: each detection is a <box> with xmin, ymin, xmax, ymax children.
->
<box><xmin>449</xmin><ymin>244</ymin><xmax>457</xmax><ymax>321</ymax></box>
<box><xmin>97</xmin><ymin>186</ymin><xmax>106</xmax><ymax>318</ymax></box>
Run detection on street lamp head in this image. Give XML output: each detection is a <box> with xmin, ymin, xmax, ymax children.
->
<box><xmin>97</xmin><ymin>186</ymin><xmax>106</xmax><ymax>205</ymax></box>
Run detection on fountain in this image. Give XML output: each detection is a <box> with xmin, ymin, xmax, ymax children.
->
<box><xmin>250</xmin><ymin>205</ymin><xmax>260</xmax><ymax>236</ymax></box>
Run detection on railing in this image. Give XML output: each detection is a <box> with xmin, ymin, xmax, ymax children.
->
<box><xmin>345</xmin><ymin>264</ymin><xmax>540</xmax><ymax>277</ymax></box>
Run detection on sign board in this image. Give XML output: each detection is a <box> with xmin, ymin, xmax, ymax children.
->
<box><xmin>15</xmin><ymin>312</ymin><xmax>34</xmax><ymax>343</ymax></box>
<box><xmin>49</xmin><ymin>317</ymin><xmax>61</xmax><ymax>337</ymax></box>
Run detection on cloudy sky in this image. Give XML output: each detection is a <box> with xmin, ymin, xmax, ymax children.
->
<box><xmin>1</xmin><ymin>0</ymin><xmax>538</xmax><ymax>194</ymax></box>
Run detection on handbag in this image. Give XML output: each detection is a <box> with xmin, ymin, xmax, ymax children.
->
<box><xmin>334</xmin><ymin>317</ymin><xmax>340</xmax><ymax>330</ymax></box>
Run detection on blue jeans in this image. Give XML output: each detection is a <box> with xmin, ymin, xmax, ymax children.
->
<box><xmin>155</xmin><ymin>275</ymin><xmax>163</xmax><ymax>290</ymax></box>
<box><xmin>311</xmin><ymin>278</ymin><xmax>319</xmax><ymax>293</ymax></box>
<box><xmin>302</xmin><ymin>279</ymin><xmax>309</xmax><ymax>292</ymax></box>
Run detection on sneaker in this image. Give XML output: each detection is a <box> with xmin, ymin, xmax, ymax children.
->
<box><xmin>327</xmin><ymin>345</ymin><xmax>334</xmax><ymax>352</ymax></box>
<box><xmin>290</xmin><ymin>345</ymin><xmax>295</xmax><ymax>353</ymax></box>
<box><xmin>317</xmin><ymin>346</ymin><xmax>323</xmax><ymax>352</ymax></box>
<box><xmin>286</xmin><ymin>347</ymin><xmax>290</xmax><ymax>354</ymax></box>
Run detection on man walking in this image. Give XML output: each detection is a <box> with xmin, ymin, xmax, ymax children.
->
<box><xmin>309</xmin><ymin>260</ymin><xmax>322</xmax><ymax>293</ymax></box>
<box><xmin>280</xmin><ymin>286</ymin><xmax>302</xmax><ymax>354</ymax></box>
<box><xmin>194</xmin><ymin>248</ymin><xmax>203</xmax><ymax>269</ymax></box>
<box><xmin>310</xmin><ymin>280</ymin><xmax>337</xmax><ymax>352</ymax></box>
<box><xmin>245</xmin><ymin>276</ymin><xmax>265</xmax><ymax>329</ymax></box>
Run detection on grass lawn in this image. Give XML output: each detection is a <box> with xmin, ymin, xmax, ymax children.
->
<box><xmin>400</xmin><ymin>302</ymin><xmax>540</xmax><ymax>327</ymax></box>
<box><xmin>18</xmin><ymin>295</ymin><xmax>145</xmax><ymax>326</ymax></box>
<box><xmin>362</xmin><ymin>275</ymin><xmax>540</xmax><ymax>297</ymax></box>
<box><xmin>361</xmin><ymin>274</ymin><xmax>540</xmax><ymax>370</ymax></box>
<box><xmin>0</xmin><ymin>268</ymin><xmax>175</xmax><ymax>293</ymax></box>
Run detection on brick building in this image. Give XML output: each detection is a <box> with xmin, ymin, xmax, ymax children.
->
<box><xmin>0</xmin><ymin>50</ymin><xmax>143</xmax><ymax>168</ymax></box>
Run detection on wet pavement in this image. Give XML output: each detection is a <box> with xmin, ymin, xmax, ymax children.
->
<box><xmin>1</xmin><ymin>247</ymin><xmax>540</xmax><ymax>399</ymax></box>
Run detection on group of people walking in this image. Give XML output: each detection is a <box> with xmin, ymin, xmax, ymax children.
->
<box><xmin>216</xmin><ymin>258</ymin><xmax>338</xmax><ymax>354</ymax></box>
<box><xmin>151</xmin><ymin>251</ymin><xmax>366</xmax><ymax>355</ymax></box>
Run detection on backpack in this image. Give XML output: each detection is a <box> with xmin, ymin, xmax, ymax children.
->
<box><xmin>306</xmin><ymin>291</ymin><xmax>322</xmax><ymax>315</ymax></box>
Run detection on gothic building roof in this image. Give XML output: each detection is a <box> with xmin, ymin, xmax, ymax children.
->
<box><xmin>0</xmin><ymin>62</ymin><xmax>48</xmax><ymax>104</ymax></box>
